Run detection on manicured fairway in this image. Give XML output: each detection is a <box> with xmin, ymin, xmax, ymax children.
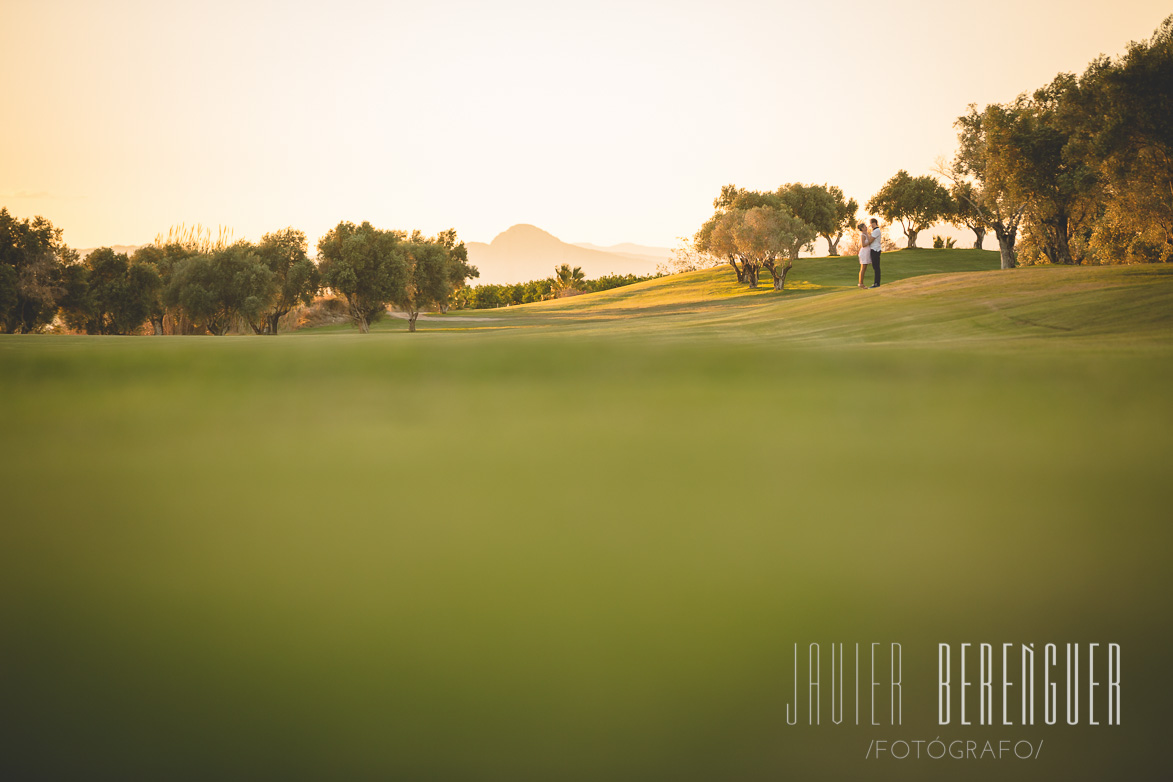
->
<box><xmin>2</xmin><ymin>255</ymin><xmax>1171</xmax><ymax>781</ymax></box>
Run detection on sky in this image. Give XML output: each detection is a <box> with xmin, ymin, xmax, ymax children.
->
<box><xmin>1</xmin><ymin>0</ymin><xmax>1169</xmax><ymax>252</ymax></box>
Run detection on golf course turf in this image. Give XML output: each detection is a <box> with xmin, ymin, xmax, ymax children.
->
<box><xmin>2</xmin><ymin>250</ymin><xmax>1171</xmax><ymax>781</ymax></box>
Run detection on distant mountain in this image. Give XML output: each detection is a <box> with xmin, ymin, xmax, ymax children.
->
<box><xmin>573</xmin><ymin>241</ymin><xmax>674</xmax><ymax>264</ymax></box>
<box><xmin>76</xmin><ymin>245</ymin><xmax>144</xmax><ymax>259</ymax></box>
<box><xmin>467</xmin><ymin>225</ymin><xmax>662</xmax><ymax>285</ymax></box>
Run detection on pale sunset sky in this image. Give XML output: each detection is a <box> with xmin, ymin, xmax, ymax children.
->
<box><xmin>1</xmin><ymin>0</ymin><xmax>1168</xmax><ymax>251</ymax></box>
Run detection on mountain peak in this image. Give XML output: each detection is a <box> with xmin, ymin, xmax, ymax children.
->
<box><xmin>467</xmin><ymin>224</ymin><xmax>662</xmax><ymax>285</ymax></box>
<box><xmin>490</xmin><ymin>224</ymin><xmax>561</xmax><ymax>247</ymax></box>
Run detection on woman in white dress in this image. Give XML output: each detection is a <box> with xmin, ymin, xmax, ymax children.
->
<box><xmin>856</xmin><ymin>222</ymin><xmax>871</xmax><ymax>288</ymax></box>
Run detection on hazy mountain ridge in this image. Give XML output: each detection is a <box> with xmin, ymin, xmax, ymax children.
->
<box><xmin>76</xmin><ymin>245</ymin><xmax>144</xmax><ymax>258</ymax></box>
<box><xmin>467</xmin><ymin>225</ymin><xmax>663</xmax><ymax>285</ymax></box>
<box><xmin>573</xmin><ymin>241</ymin><xmax>674</xmax><ymax>263</ymax></box>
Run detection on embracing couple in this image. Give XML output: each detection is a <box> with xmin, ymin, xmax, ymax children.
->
<box><xmin>857</xmin><ymin>218</ymin><xmax>881</xmax><ymax>289</ymax></box>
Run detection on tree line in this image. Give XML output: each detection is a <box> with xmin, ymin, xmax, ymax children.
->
<box><xmin>943</xmin><ymin>15</ymin><xmax>1172</xmax><ymax>268</ymax></box>
<box><xmin>451</xmin><ymin>264</ymin><xmax>662</xmax><ymax>309</ymax></box>
<box><xmin>0</xmin><ymin>215</ymin><xmax>479</xmax><ymax>334</ymax></box>
<box><xmin>695</xmin><ymin>15</ymin><xmax>1172</xmax><ymax>283</ymax></box>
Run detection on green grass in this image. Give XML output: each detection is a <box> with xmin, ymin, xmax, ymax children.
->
<box><xmin>2</xmin><ymin>251</ymin><xmax>1171</xmax><ymax>781</ymax></box>
<box><xmin>368</xmin><ymin>249</ymin><xmax>1173</xmax><ymax>347</ymax></box>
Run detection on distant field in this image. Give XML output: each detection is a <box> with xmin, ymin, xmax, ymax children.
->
<box><xmin>2</xmin><ymin>252</ymin><xmax>1172</xmax><ymax>781</ymax></box>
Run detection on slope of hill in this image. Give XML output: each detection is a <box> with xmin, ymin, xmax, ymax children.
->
<box><xmin>374</xmin><ymin>249</ymin><xmax>1173</xmax><ymax>349</ymax></box>
<box><xmin>466</xmin><ymin>224</ymin><xmax>661</xmax><ymax>284</ymax></box>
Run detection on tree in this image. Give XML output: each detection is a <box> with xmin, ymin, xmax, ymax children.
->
<box><xmin>1080</xmin><ymin>16</ymin><xmax>1173</xmax><ymax>263</ymax></box>
<box><xmin>0</xmin><ymin>209</ymin><xmax>72</xmax><ymax>333</ymax></box>
<box><xmin>733</xmin><ymin>205</ymin><xmax>816</xmax><ymax>290</ymax></box>
<box><xmin>553</xmin><ymin>263</ymin><xmax>586</xmax><ymax>295</ymax></box>
<box><xmin>866</xmin><ymin>170</ymin><xmax>953</xmax><ymax>249</ymax></box>
<box><xmin>776</xmin><ymin>183</ymin><xmax>840</xmax><ymax>256</ymax></box>
<box><xmin>129</xmin><ymin>245</ymin><xmax>173</xmax><ymax>334</ymax></box>
<box><xmin>251</xmin><ymin>228</ymin><xmax>319</xmax><ymax>335</ymax></box>
<box><xmin>945</xmin><ymin>17</ymin><xmax>1169</xmax><ymax>267</ymax></box>
<box><xmin>817</xmin><ymin>185</ymin><xmax>859</xmax><ymax>256</ymax></box>
<box><xmin>471</xmin><ymin>284</ymin><xmax>502</xmax><ymax>309</ymax></box>
<box><xmin>707</xmin><ymin>209</ymin><xmax>761</xmax><ymax>286</ymax></box>
<box><xmin>0</xmin><ymin>262</ymin><xmax>17</xmax><ymax>326</ymax></box>
<box><xmin>694</xmin><ymin>185</ymin><xmax>797</xmax><ymax>287</ymax></box>
<box><xmin>58</xmin><ymin>247</ymin><xmax>160</xmax><ymax>334</ymax></box>
<box><xmin>146</xmin><ymin>224</ymin><xmax>234</xmax><ymax>334</ymax></box>
<box><xmin>398</xmin><ymin>236</ymin><xmax>454</xmax><ymax>332</ymax></box>
<box><xmin>433</xmin><ymin>228</ymin><xmax>478</xmax><ymax>313</ymax></box>
<box><xmin>164</xmin><ymin>243</ymin><xmax>275</xmax><ymax>335</ymax></box>
<box><xmin>941</xmin><ymin>109</ymin><xmax>1029</xmax><ymax>269</ymax></box>
<box><xmin>695</xmin><ymin>211</ymin><xmax>744</xmax><ymax>284</ymax></box>
<box><xmin>317</xmin><ymin>221</ymin><xmax>406</xmax><ymax>333</ymax></box>
<box><xmin>982</xmin><ymin>79</ymin><xmax>1099</xmax><ymax>265</ymax></box>
<box><xmin>948</xmin><ymin>181</ymin><xmax>988</xmax><ymax>249</ymax></box>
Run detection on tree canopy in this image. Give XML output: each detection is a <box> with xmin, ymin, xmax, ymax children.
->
<box><xmin>944</xmin><ymin>16</ymin><xmax>1172</xmax><ymax>267</ymax></box>
<box><xmin>0</xmin><ymin>209</ymin><xmax>74</xmax><ymax>333</ymax></box>
<box><xmin>817</xmin><ymin>185</ymin><xmax>859</xmax><ymax>256</ymax></box>
<box><xmin>694</xmin><ymin>185</ymin><xmax>818</xmax><ymax>290</ymax></box>
<box><xmin>318</xmin><ymin>222</ymin><xmax>477</xmax><ymax>333</ymax></box>
<box><xmin>776</xmin><ymin>183</ymin><xmax>840</xmax><ymax>250</ymax></box>
<box><xmin>59</xmin><ymin>247</ymin><xmax>160</xmax><ymax>335</ymax></box>
<box><xmin>162</xmin><ymin>243</ymin><xmax>276</xmax><ymax>335</ymax></box>
<box><xmin>866</xmin><ymin>170</ymin><xmax>953</xmax><ymax>249</ymax></box>
<box><xmin>399</xmin><ymin>234</ymin><xmax>457</xmax><ymax>332</ymax></box>
<box><xmin>317</xmin><ymin>221</ymin><xmax>406</xmax><ymax>334</ymax></box>
<box><xmin>252</xmin><ymin>228</ymin><xmax>320</xmax><ymax>334</ymax></box>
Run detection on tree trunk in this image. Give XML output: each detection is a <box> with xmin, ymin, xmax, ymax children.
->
<box><xmin>408</xmin><ymin>311</ymin><xmax>418</xmax><ymax>332</ymax></box>
<box><xmin>972</xmin><ymin>228</ymin><xmax>986</xmax><ymax>250</ymax></box>
<box><xmin>824</xmin><ymin>235</ymin><xmax>840</xmax><ymax>256</ymax></box>
<box><xmin>906</xmin><ymin>229</ymin><xmax>919</xmax><ymax>249</ymax></box>
<box><xmin>357</xmin><ymin>314</ymin><xmax>369</xmax><ymax>333</ymax></box>
<box><xmin>267</xmin><ymin>313</ymin><xmax>281</xmax><ymax>335</ymax></box>
<box><xmin>770</xmin><ymin>260</ymin><xmax>792</xmax><ymax>290</ymax></box>
<box><xmin>150</xmin><ymin>316</ymin><xmax>164</xmax><ymax>335</ymax></box>
<box><xmin>993</xmin><ymin>225</ymin><xmax>1016</xmax><ymax>270</ymax></box>
<box><xmin>746</xmin><ymin>265</ymin><xmax>759</xmax><ymax>288</ymax></box>
<box><xmin>728</xmin><ymin>259</ymin><xmax>745</xmax><ymax>284</ymax></box>
<box><xmin>1045</xmin><ymin>216</ymin><xmax>1075</xmax><ymax>265</ymax></box>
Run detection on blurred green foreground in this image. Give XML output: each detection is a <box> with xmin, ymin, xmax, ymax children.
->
<box><xmin>2</xmin><ymin>257</ymin><xmax>1172</xmax><ymax>780</ymax></box>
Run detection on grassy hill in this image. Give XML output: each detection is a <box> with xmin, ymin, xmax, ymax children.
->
<box><xmin>2</xmin><ymin>250</ymin><xmax>1171</xmax><ymax>780</ymax></box>
<box><xmin>363</xmin><ymin>248</ymin><xmax>1173</xmax><ymax>348</ymax></box>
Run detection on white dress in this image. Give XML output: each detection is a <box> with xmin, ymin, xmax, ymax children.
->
<box><xmin>858</xmin><ymin>233</ymin><xmax>871</xmax><ymax>264</ymax></box>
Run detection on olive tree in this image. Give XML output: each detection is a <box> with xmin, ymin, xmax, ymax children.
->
<box><xmin>317</xmin><ymin>221</ymin><xmax>406</xmax><ymax>333</ymax></box>
<box><xmin>866</xmin><ymin>170</ymin><xmax>953</xmax><ymax>249</ymax></box>
<box><xmin>434</xmin><ymin>228</ymin><xmax>478</xmax><ymax>313</ymax></box>
<box><xmin>734</xmin><ymin>205</ymin><xmax>816</xmax><ymax>291</ymax></box>
<box><xmin>399</xmin><ymin>239</ymin><xmax>451</xmax><ymax>332</ymax></box>
<box><xmin>59</xmin><ymin>247</ymin><xmax>160</xmax><ymax>334</ymax></box>
<box><xmin>817</xmin><ymin>185</ymin><xmax>859</xmax><ymax>256</ymax></box>
<box><xmin>948</xmin><ymin>181</ymin><xmax>988</xmax><ymax>249</ymax></box>
<box><xmin>164</xmin><ymin>242</ymin><xmax>275</xmax><ymax>335</ymax></box>
<box><xmin>251</xmin><ymin>228</ymin><xmax>319</xmax><ymax>335</ymax></box>
<box><xmin>776</xmin><ymin>183</ymin><xmax>840</xmax><ymax>257</ymax></box>
<box><xmin>0</xmin><ymin>208</ymin><xmax>72</xmax><ymax>333</ymax></box>
<box><xmin>940</xmin><ymin>110</ymin><xmax>1029</xmax><ymax>269</ymax></box>
<box><xmin>695</xmin><ymin>185</ymin><xmax>798</xmax><ymax>287</ymax></box>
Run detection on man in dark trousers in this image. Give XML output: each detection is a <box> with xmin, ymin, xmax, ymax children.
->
<box><xmin>868</xmin><ymin>218</ymin><xmax>882</xmax><ymax>288</ymax></box>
